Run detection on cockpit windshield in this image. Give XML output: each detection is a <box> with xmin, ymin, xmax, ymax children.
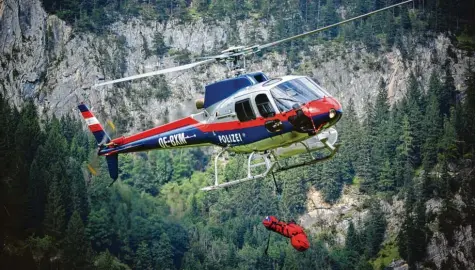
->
<box><xmin>270</xmin><ymin>77</ymin><xmax>330</xmax><ymax>112</ymax></box>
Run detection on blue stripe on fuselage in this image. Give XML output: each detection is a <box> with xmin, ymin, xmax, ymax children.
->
<box><xmin>99</xmin><ymin>111</ymin><xmax>339</xmax><ymax>155</ymax></box>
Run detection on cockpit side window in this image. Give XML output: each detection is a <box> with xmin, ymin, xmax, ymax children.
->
<box><xmin>255</xmin><ymin>94</ymin><xmax>276</xmax><ymax>118</ymax></box>
<box><xmin>235</xmin><ymin>99</ymin><xmax>256</xmax><ymax>122</ymax></box>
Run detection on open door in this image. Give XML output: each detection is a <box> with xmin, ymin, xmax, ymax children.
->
<box><xmin>255</xmin><ymin>93</ymin><xmax>283</xmax><ymax>133</ymax></box>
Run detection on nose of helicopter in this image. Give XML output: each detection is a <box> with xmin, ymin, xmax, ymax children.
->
<box><xmin>305</xmin><ymin>96</ymin><xmax>342</xmax><ymax>128</ymax></box>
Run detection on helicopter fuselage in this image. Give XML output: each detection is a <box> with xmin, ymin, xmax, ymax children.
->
<box><xmin>97</xmin><ymin>75</ymin><xmax>342</xmax><ymax>157</ymax></box>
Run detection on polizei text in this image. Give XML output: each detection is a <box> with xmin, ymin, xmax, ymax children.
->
<box><xmin>218</xmin><ymin>133</ymin><xmax>243</xmax><ymax>144</ymax></box>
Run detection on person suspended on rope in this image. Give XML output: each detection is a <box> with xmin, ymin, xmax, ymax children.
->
<box><xmin>262</xmin><ymin>215</ymin><xmax>310</xmax><ymax>252</ymax></box>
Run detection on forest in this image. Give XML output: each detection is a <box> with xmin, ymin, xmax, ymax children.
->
<box><xmin>1</xmin><ymin>0</ymin><xmax>475</xmax><ymax>269</ymax></box>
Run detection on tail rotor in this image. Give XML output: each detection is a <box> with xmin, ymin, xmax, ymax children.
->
<box><xmin>78</xmin><ymin>103</ymin><xmax>120</xmax><ymax>185</ymax></box>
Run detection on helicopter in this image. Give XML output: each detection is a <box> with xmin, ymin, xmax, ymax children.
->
<box><xmin>79</xmin><ymin>0</ymin><xmax>413</xmax><ymax>191</ymax></box>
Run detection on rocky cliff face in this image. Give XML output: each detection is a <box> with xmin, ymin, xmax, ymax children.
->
<box><xmin>299</xmin><ymin>185</ymin><xmax>403</xmax><ymax>247</ymax></box>
<box><xmin>0</xmin><ymin>1</ymin><xmax>473</xmax><ymax>268</ymax></box>
<box><xmin>299</xmin><ymin>182</ymin><xmax>474</xmax><ymax>270</ymax></box>
<box><xmin>1</xmin><ymin>0</ymin><xmax>472</xmax><ymax>133</ymax></box>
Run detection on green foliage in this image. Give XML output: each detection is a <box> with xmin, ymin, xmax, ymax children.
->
<box><xmin>342</xmin><ymin>203</ymin><xmax>387</xmax><ymax>268</ymax></box>
<box><xmin>95</xmin><ymin>250</ymin><xmax>131</xmax><ymax>270</ymax></box>
<box><xmin>134</xmin><ymin>241</ymin><xmax>153</xmax><ymax>270</ymax></box>
<box><xmin>64</xmin><ymin>211</ymin><xmax>93</xmax><ymax>269</ymax></box>
<box><xmin>363</xmin><ymin>202</ymin><xmax>387</xmax><ymax>258</ymax></box>
<box><xmin>87</xmin><ymin>208</ymin><xmax>113</xmax><ymax>250</ymax></box>
<box><xmin>397</xmin><ymin>177</ymin><xmax>431</xmax><ymax>269</ymax></box>
<box><xmin>43</xmin><ymin>176</ymin><xmax>67</xmax><ymax>238</ymax></box>
<box><xmin>422</xmin><ymin>92</ymin><xmax>442</xmax><ymax>171</ymax></box>
<box><xmin>0</xmin><ymin>95</ymin><xmax>94</xmax><ymax>268</ymax></box>
<box><xmin>370</xmin><ymin>240</ymin><xmax>400</xmax><ymax>270</ymax></box>
<box><xmin>461</xmin><ymin>61</ymin><xmax>475</xmax><ymax>155</ymax></box>
<box><xmin>27</xmin><ymin>235</ymin><xmax>55</xmax><ymax>266</ymax></box>
<box><xmin>345</xmin><ymin>222</ymin><xmax>358</xmax><ymax>250</ymax></box>
<box><xmin>154</xmin><ymin>233</ymin><xmax>175</xmax><ymax>269</ymax></box>
<box><xmin>153</xmin><ymin>32</ymin><xmax>169</xmax><ymax>57</ymax></box>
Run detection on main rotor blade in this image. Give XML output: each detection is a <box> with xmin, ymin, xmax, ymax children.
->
<box><xmin>258</xmin><ymin>0</ymin><xmax>413</xmax><ymax>51</ymax></box>
<box><xmin>94</xmin><ymin>58</ymin><xmax>216</xmax><ymax>87</ymax></box>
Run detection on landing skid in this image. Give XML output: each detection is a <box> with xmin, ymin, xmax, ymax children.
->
<box><xmin>201</xmin><ymin>151</ymin><xmax>277</xmax><ymax>191</ymax></box>
<box><xmin>201</xmin><ymin>137</ymin><xmax>339</xmax><ymax>191</ymax></box>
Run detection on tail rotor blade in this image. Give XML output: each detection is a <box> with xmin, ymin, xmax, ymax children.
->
<box><xmin>107</xmin><ymin>120</ymin><xmax>116</xmax><ymax>132</ymax></box>
<box><xmin>87</xmin><ymin>164</ymin><xmax>98</xmax><ymax>176</ymax></box>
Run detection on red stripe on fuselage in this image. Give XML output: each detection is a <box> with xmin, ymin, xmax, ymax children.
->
<box><xmin>113</xmin><ymin>117</ymin><xmax>199</xmax><ymax>145</ymax></box>
<box><xmin>110</xmin><ymin>97</ymin><xmax>342</xmax><ymax>146</ymax></box>
<box><xmin>81</xmin><ymin>111</ymin><xmax>94</xmax><ymax>119</ymax></box>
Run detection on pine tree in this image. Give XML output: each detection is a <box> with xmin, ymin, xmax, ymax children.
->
<box><xmin>428</xmin><ymin>69</ymin><xmax>443</xmax><ymax>113</ymax></box>
<box><xmin>14</xmin><ymin>100</ymin><xmax>41</xmax><ymax>165</ymax></box>
<box><xmin>437</xmin><ymin>160</ymin><xmax>461</xmax><ymax>247</ymax></box>
<box><xmin>397</xmin><ymin>115</ymin><xmax>417</xmax><ymax>167</ymax></box>
<box><xmin>373</xmin><ymin>78</ymin><xmax>391</xmax><ymax>160</ymax></box>
<box><xmin>439</xmin><ymin>108</ymin><xmax>458</xmax><ymax>162</ymax></box>
<box><xmin>153</xmin><ymin>32</ymin><xmax>169</xmax><ymax>57</ymax></box>
<box><xmin>95</xmin><ymin>249</ymin><xmax>130</xmax><ymax>270</ymax></box>
<box><xmin>134</xmin><ymin>241</ymin><xmax>153</xmax><ymax>270</ymax></box>
<box><xmin>395</xmin><ymin>115</ymin><xmax>416</xmax><ymax>188</ymax></box>
<box><xmin>67</xmin><ymin>158</ymin><xmax>89</xmax><ymax>220</ymax></box>
<box><xmin>441</xmin><ymin>60</ymin><xmax>457</xmax><ymax>117</ymax></box>
<box><xmin>60</xmin><ymin>114</ymin><xmax>80</xmax><ymax>144</ymax></box>
<box><xmin>87</xmin><ymin>208</ymin><xmax>113</xmax><ymax>250</ymax></box>
<box><xmin>400</xmin><ymin>8</ymin><xmax>412</xmax><ymax>30</ymax></box>
<box><xmin>397</xmin><ymin>186</ymin><xmax>416</xmax><ymax>268</ymax></box>
<box><xmin>64</xmin><ymin>211</ymin><xmax>93</xmax><ymax>269</ymax></box>
<box><xmin>337</xmin><ymin>98</ymin><xmax>360</xmax><ymax>180</ymax></box>
<box><xmin>412</xmin><ymin>194</ymin><xmax>428</xmax><ymax>261</ymax></box>
<box><xmin>151</xmin><ymin>150</ymin><xmax>174</xmax><ymax>186</ymax></box>
<box><xmin>358</xmin><ymin>96</ymin><xmax>377</xmax><ymax>193</ymax></box>
<box><xmin>153</xmin><ymin>233</ymin><xmax>175</xmax><ymax>269</ymax></box>
<box><xmin>280</xmin><ymin>172</ymin><xmax>308</xmax><ymax>213</ymax></box>
<box><xmin>403</xmin><ymin>73</ymin><xmax>424</xmax><ymax>166</ymax></box>
<box><xmin>27</xmin><ymin>156</ymin><xmax>47</xmax><ymax>231</ymax></box>
<box><xmin>345</xmin><ymin>221</ymin><xmax>360</xmax><ymax>252</ymax></box>
<box><xmin>378</xmin><ymin>159</ymin><xmax>394</xmax><ymax>191</ymax></box>
<box><xmin>384</xmin><ymin>9</ymin><xmax>396</xmax><ymax>49</ymax></box>
<box><xmin>319</xmin><ymin>158</ymin><xmax>344</xmax><ymax>203</ymax></box>
<box><xmin>44</xmin><ymin>176</ymin><xmax>66</xmax><ymax>239</ymax></box>
<box><xmin>5</xmin><ymin>100</ymin><xmax>43</xmax><ymax>239</ymax></box>
<box><xmin>461</xmin><ymin>61</ymin><xmax>474</xmax><ymax>154</ymax></box>
<box><xmin>363</xmin><ymin>202</ymin><xmax>386</xmax><ymax>258</ymax></box>
<box><xmin>132</xmin><ymin>155</ymin><xmax>158</xmax><ymax>196</ymax></box>
<box><xmin>422</xmin><ymin>94</ymin><xmax>441</xmax><ymax>171</ymax></box>
<box><xmin>320</xmin><ymin>1</ymin><xmax>339</xmax><ymax>38</ymax></box>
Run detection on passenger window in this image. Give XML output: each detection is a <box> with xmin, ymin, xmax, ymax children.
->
<box><xmin>255</xmin><ymin>94</ymin><xmax>276</xmax><ymax>118</ymax></box>
<box><xmin>235</xmin><ymin>99</ymin><xmax>256</xmax><ymax>122</ymax></box>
